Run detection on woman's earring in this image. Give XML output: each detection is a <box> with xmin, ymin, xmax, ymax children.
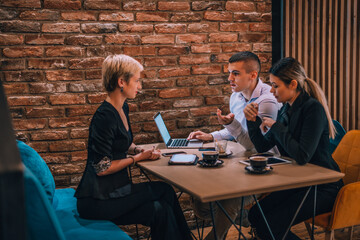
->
<box><xmin>120</xmin><ymin>87</ymin><xmax>123</xmax><ymax>92</ymax></box>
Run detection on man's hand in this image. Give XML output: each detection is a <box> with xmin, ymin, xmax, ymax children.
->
<box><xmin>187</xmin><ymin>131</ymin><xmax>214</xmax><ymax>141</ymax></box>
<box><xmin>217</xmin><ymin>109</ymin><xmax>235</xmax><ymax>125</ymax></box>
<box><xmin>244</xmin><ymin>103</ymin><xmax>259</xmax><ymax>122</ymax></box>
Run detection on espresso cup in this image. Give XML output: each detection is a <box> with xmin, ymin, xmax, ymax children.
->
<box><xmin>202</xmin><ymin>151</ymin><xmax>219</xmax><ymax>165</ymax></box>
<box><xmin>249</xmin><ymin>156</ymin><xmax>268</xmax><ymax>170</ymax></box>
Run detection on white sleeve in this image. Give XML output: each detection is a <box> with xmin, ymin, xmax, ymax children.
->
<box><xmin>224</xmin><ymin>118</ymin><xmax>255</xmax><ymax>151</ymax></box>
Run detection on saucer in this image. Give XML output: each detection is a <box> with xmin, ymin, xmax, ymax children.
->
<box><xmin>245</xmin><ymin>165</ymin><xmax>273</xmax><ymax>174</ymax></box>
<box><xmin>218</xmin><ymin>150</ymin><xmax>233</xmax><ymax>158</ymax></box>
<box><xmin>198</xmin><ymin>159</ymin><xmax>224</xmax><ymax>168</ymax></box>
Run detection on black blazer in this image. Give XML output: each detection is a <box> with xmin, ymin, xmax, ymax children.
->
<box><xmin>247</xmin><ymin>92</ymin><xmax>341</xmax><ymax>174</ymax></box>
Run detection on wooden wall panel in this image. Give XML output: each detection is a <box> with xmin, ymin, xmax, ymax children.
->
<box><xmin>283</xmin><ymin>0</ymin><xmax>360</xmax><ymax>131</ymax></box>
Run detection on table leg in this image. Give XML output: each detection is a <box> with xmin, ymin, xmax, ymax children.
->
<box><xmin>311</xmin><ymin>185</ymin><xmax>317</xmax><ymax>240</ymax></box>
<box><xmin>253</xmin><ymin>195</ymin><xmax>276</xmax><ymax>240</ymax></box>
<box><xmin>238</xmin><ymin>197</ymin><xmax>245</xmax><ymax>240</ymax></box>
<box><xmin>209</xmin><ymin>202</ymin><xmax>218</xmax><ymax>240</ymax></box>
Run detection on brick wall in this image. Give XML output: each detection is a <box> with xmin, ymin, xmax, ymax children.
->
<box><xmin>1</xmin><ymin>0</ymin><xmax>271</xmax><ymax>235</ymax></box>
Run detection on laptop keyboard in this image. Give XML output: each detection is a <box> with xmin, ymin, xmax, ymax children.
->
<box><xmin>171</xmin><ymin>139</ymin><xmax>189</xmax><ymax>147</ymax></box>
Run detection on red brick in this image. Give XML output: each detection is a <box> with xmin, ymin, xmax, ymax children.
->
<box><xmin>71</xmin><ymin>151</ymin><xmax>87</xmax><ymax>161</ymax></box>
<box><xmin>3</xmin><ymin>47</ymin><xmax>43</xmax><ymax>58</ymax></box>
<box><xmin>1</xmin><ymin>0</ymin><xmax>40</xmax><ymax>8</ymax></box>
<box><xmin>81</xmin><ymin>23</ymin><xmax>117</xmax><ymax>33</ymax></box>
<box><xmin>28</xmin><ymin>142</ymin><xmax>49</xmax><ymax>153</ymax></box>
<box><xmin>173</xmin><ymin>98</ymin><xmax>203</xmax><ymax>108</ymax></box>
<box><xmin>68</xmin><ymin>57</ymin><xmax>104</xmax><ymax>69</ymax></box>
<box><xmin>161</xmin><ymin>110</ymin><xmax>189</xmax><ymax>120</ymax></box>
<box><xmin>44</xmin><ymin>0</ymin><xmax>81</xmax><ymax>9</ymax></box>
<box><xmin>0</xmin><ymin>34</ymin><xmax>24</xmax><ymax>45</ymax></box>
<box><xmin>170</xmin><ymin>13</ymin><xmax>202</xmax><ymax>22</ymax></box>
<box><xmin>159</xmin><ymin>67</ymin><xmax>190</xmax><ymax>78</ymax></box>
<box><xmin>142</xmin><ymin>122</ymin><xmax>160</xmax><ymax>132</ymax></box>
<box><xmin>222</xmin><ymin>84</ymin><xmax>232</xmax><ymax>94</ymax></box>
<box><xmin>84</xmin><ymin>0</ymin><xmax>122</xmax><ymax>10</ymax></box>
<box><xmin>25</xmin><ymin>35</ymin><xmax>64</xmax><ymax>45</ymax></box>
<box><xmin>179</xmin><ymin>55</ymin><xmax>210</xmax><ymax>65</ymax></box>
<box><xmin>19</xmin><ymin>10</ymin><xmax>59</xmax><ymax>20</ymax></box>
<box><xmin>9</xmin><ymin>108</ymin><xmax>24</xmax><ymax>119</ymax></box>
<box><xmin>1</xmin><ymin>59</ymin><xmax>25</xmax><ymax>70</ymax></box>
<box><xmin>123</xmin><ymin>1</ymin><xmax>156</xmax><ymax>10</ymax></box>
<box><xmin>87</xmin><ymin>93</ymin><xmax>107</xmax><ymax>103</ymax></box>
<box><xmin>0</xmin><ymin>9</ymin><xmax>17</xmax><ymax>20</ymax></box>
<box><xmin>68</xmin><ymin>82</ymin><xmax>102</xmax><ymax>92</ymax></box>
<box><xmin>239</xmin><ymin>33</ymin><xmax>267</xmax><ymax>43</ymax></box>
<box><xmin>209</xmin><ymin>33</ymin><xmax>237</xmax><ymax>43</ymax></box>
<box><xmin>4</xmin><ymin>71</ymin><xmax>44</xmax><ymax>82</ymax></box>
<box><xmin>12</xmin><ymin>119</ymin><xmax>47</xmax><ymax>130</ymax></box>
<box><xmin>49</xmin><ymin>141</ymin><xmax>86</xmax><ymax>152</ymax></box>
<box><xmin>136</xmin><ymin>13</ymin><xmax>168</xmax><ymax>22</ymax></box>
<box><xmin>253</xmin><ymin>43</ymin><xmax>272</xmax><ymax>52</ymax></box>
<box><xmin>192</xmin><ymin>87</ymin><xmax>221</xmax><ymax>96</ymax></box>
<box><xmin>3</xmin><ymin>83</ymin><xmax>28</xmax><ymax>95</ymax></box>
<box><xmin>144</xmin><ymin>57</ymin><xmax>176</xmax><ymax>67</ymax></box>
<box><xmin>141</xmin><ymin>70</ymin><xmax>156</xmax><ymax>79</ymax></box>
<box><xmin>49</xmin><ymin>94</ymin><xmax>86</xmax><ymax>105</ymax></box>
<box><xmin>119</xmin><ymin>24</ymin><xmax>153</xmax><ymax>33</ymax></box>
<box><xmin>26</xmin><ymin>107</ymin><xmax>65</xmax><ymax>118</ymax></box>
<box><xmin>158</xmin><ymin>2</ymin><xmax>190</xmax><ymax>11</ymax></box>
<box><xmin>176</xmin><ymin>34</ymin><xmax>207</xmax><ymax>44</ymax></box>
<box><xmin>142</xmin><ymin>79</ymin><xmax>174</xmax><ymax>89</ymax></box>
<box><xmin>208</xmin><ymin>75</ymin><xmax>228</xmax><ymax>85</ymax></box>
<box><xmin>105</xmin><ymin>34</ymin><xmax>140</xmax><ymax>45</ymax></box>
<box><xmin>0</xmin><ymin>21</ymin><xmax>40</xmax><ymax>32</ymax></box>
<box><xmin>192</xmin><ymin>65</ymin><xmax>222</xmax><ymax>75</ymax></box>
<box><xmin>70</xmin><ymin>128</ymin><xmax>88</xmax><ymax>139</ymax></box>
<box><xmin>211</xmin><ymin>53</ymin><xmax>233</xmax><ymax>63</ymax></box>
<box><xmin>133</xmin><ymin>133</ymin><xmax>157</xmax><ymax>145</ymax></box>
<box><xmin>61</xmin><ymin>12</ymin><xmax>97</xmax><ymax>21</ymax></box>
<box><xmin>234</xmin><ymin>12</ymin><xmax>262</xmax><ymax>22</ymax></box>
<box><xmin>225</xmin><ymin>1</ymin><xmax>256</xmax><ymax>11</ymax></box>
<box><xmin>191</xmin><ymin>1</ymin><xmax>223</xmax><ymax>11</ymax></box>
<box><xmin>66</xmin><ymin>105</ymin><xmax>98</xmax><ymax>117</ymax></box>
<box><xmin>188</xmin><ymin>23</ymin><xmax>218</xmax><ymax>33</ymax></box>
<box><xmin>204</xmin><ymin>11</ymin><xmax>232</xmax><ymax>21</ymax></box>
<box><xmin>41</xmin><ymin>153</ymin><xmax>69</xmax><ymax>164</ymax></box>
<box><xmin>141</xmin><ymin>35</ymin><xmax>174</xmax><ymax>44</ymax></box>
<box><xmin>205</xmin><ymin>96</ymin><xmax>229</xmax><ymax>105</ymax></box>
<box><xmin>31</xmin><ymin>131</ymin><xmax>68</xmax><ymax>141</ymax></box>
<box><xmin>176</xmin><ymin>76</ymin><xmax>207</xmax><ymax>87</ymax></box>
<box><xmin>222</xmin><ymin>43</ymin><xmax>252</xmax><ymax>52</ymax></box>
<box><xmin>190</xmin><ymin>106</ymin><xmax>218</xmax><ymax>116</ymax></box>
<box><xmin>123</xmin><ymin>46</ymin><xmax>156</xmax><ymax>56</ymax></box>
<box><xmin>99</xmin><ymin>12</ymin><xmax>134</xmax><ymax>21</ymax></box>
<box><xmin>85</xmin><ymin>70</ymin><xmax>101</xmax><ymax>80</ymax></box>
<box><xmin>257</xmin><ymin>2</ymin><xmax>272</xmax><ymax>13</ymax></box>
<box><xmin>191</xmin><ymin>44</ymin><xmax>221</xmax><ymax>53</ymax></box>
<box><xmin>261</xmin><ymin>13</ymin><xmax>272</xmax><ymax>22</ymax></box>
<box><xmin>159</xmin><ymin>88</ymin><xmax>191</xmax><ymax>99</ymax></box>
<box><xmin>42</xmin><ymin>23</ymin><xmax>80</xmax><ymax>33</ymax></box>
<box><xmin>220</xmin><ymin>23</ymin><xmax>248</xmax><ymax>32</ymax></box>
<box><xmin>66</xmin><ymin>35</ymin><xmax>102</xmax><ymax>45</ymax></box>
<box><xmin>129</xmin><ymin>112</ymin><xmax>156</xmax><ymax>122</ymax></box>
<box><xmin>45</xmin><ymin>46</ymin><xmax>84</xmax><ymax>57</ymax></box>
<box><xmin>257</xmin><ymin>53</ymin><xmax>271</xmax><ymax>63</ymax></box>
<box><xmin>249</xmin><ymin>23</ymin><xmax>272</xmax><ymax>32</ymax></box>
<box><xmin>155</xmin><ymin>23</ymin><xmax>186</xmax><ymax>34</ymax></box>
<box><xmin>49</xmin><ymin>116</ymin><xmax>90</xmax><ymax>128</ymax></box>
<box><xmin>28</xmin><ymin>59</ymin><xmax>66</xmax><ymax>69</ymax></box>
<box><xmin>29</xmin><ymin>83</ymin><xmax>66</xmax><ymax>93</ymax></box>
<box><xmin>46</xmin><ymin>70</ymin><xmax>83</xmax><ymax>81</ymax></box>
<box><xmin>158</xmin><ymin>46</ymin><xmax>189</xmax><ymax>56</ymax></box>
<box><xmin>139</xmin><ymin>100</ymin><xmax>172</xmax><ymax>111</ymax></box>
<box><xmin>84</xmin><ymin>46</ymin><xmax>105</xmax><ymax>57</ymax></box>
<box><xmin>54</xmin><ymin>175</ymin><xmax>71</xmax><ymax>186</ymax></box>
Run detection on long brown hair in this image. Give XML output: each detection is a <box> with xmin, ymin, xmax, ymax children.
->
<box><xmin>269</xmin><ymin>57</ymin><xmax>335</xmax><ymax>138</ymax></box>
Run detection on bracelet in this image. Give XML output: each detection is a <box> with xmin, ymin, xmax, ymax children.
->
<box><xmin>128</xmin><ymin>156</ymin><xmax>136</xmax><ymax>166</ymax></box>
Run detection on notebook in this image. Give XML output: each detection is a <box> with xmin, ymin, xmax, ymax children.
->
<box><xmin>153</xmin><ymin>112</ymin><xmax>203</xmax><ymax>149</ymax></box>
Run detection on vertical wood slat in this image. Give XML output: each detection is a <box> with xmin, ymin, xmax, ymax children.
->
<box><xmin>283</xmin><ymin>0</ymin><xmax>359</xmax><ymax>131</ymax></box>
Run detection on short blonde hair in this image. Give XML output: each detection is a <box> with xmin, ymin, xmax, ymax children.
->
<box><xmin>102</xmin><ymin>54</ymin><xmax>143</xmax><ymax>92</ymax></box>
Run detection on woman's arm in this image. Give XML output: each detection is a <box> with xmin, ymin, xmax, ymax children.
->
<box><xmin>128</xmin><ymin>143</ymin><xmax>144</xmax><ymax>155</ymax></box>
<box><xmin>247</xmin><ymin>117</ymin><xmax>276</xmax><ymax>153</ymax></box>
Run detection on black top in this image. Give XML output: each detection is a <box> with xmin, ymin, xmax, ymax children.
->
<box><xmin>75</xmin><ymin>101</ymin><xmax>133</xmax><ymax>200</ymax></box>
<box><xmin>247</xmin><ymin>92</ymin><xmax>343</xmax><ymax>187</ymax></box>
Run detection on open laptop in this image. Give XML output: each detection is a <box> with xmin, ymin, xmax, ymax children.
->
<box><xmin>154</xmin><ymin>112</ymin><xmax>203</xmax><ymax>149</ymax></box>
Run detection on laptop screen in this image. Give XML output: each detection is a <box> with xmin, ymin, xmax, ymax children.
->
<box><xmin>154</xmin><ymin>113</ymin><xmax>171</xmax><ymax>145</ymax></box>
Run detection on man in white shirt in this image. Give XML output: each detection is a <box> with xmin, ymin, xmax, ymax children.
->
<box><xmin>188</xmin><ymin>51</ymin><xmax>281</xmax><ymax>240</ymax></box>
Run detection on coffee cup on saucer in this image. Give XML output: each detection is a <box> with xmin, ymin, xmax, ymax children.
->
<box><xmin>202</xmin><ymin>151</ymin><xmax>219</xmax><ymax>165</ymax></box>
<box><xmin>249</xmin><ymin>156</ymin><xmax>268</xmax><ymax>170</ymax></box>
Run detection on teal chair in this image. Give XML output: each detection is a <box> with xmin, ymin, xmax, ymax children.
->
<box><xmin>329</xmin><ymin>120</ymin><xmax>346</xmax><ymax>154</ymax></box>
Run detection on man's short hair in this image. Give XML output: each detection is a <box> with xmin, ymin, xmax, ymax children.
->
<box><xmin>228</xmin><ymin>51</ymin><xmax>261</xmax><ymax>75</ymax></box>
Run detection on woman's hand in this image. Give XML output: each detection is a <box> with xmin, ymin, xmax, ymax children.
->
<box><xmin>262</xmin><ymin>117</ymin><xmax>276</xmax><ymax>129</ymax></box>
<box><xmin>244</xmin><ymin>103</ymin><xmax>259</xmax><ymax>122</ymax></box>
<box><xmin>135</xmin><ymin>148</ymin><xmax>161</xmax><ymax>162</ymax></box>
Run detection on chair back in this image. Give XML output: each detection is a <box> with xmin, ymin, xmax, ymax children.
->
<box><xmin>332</xmin><ymin>130</ymin><xmax>360</xmax><ymax>185</ymax></box>
<box><xmin>329</xmin><ymin>120</ymin><xmax>346</xmax><ymax>154</ymax></box>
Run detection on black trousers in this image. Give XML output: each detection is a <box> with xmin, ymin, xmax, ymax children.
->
<box><xmin>77</xmin><ymin>181</ymin><xmax>192</xmax><ymax>240</ymax></box>
<box><xmin>248</xmin><ymin>183</ymin><xmax>341</xmax><ymax>240</ymax></box>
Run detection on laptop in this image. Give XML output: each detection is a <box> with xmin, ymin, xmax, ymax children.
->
<box><xmin>153</xmin><ymin>112</ymin><xmax>203</xmax><ymax>149</ymax></box>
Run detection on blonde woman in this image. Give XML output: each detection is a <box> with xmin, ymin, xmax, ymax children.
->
<box><xmin>75</xmin><ymin>55</ymin><xmax>192</xmax><ymax>240</ymax></box>
<box><xmin>244</xmin><ymin>57</ymin><xmax>343</xmax><ymax>240</ymax></box>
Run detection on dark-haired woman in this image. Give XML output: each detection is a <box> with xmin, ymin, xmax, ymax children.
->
<box><xmin>244</xmin><ymin>57</ymin><xmax>343</xmax><ymax>240</ymax></box>
<box><xmin>75</xmin><ymin>54</ymin><xmax>192</xmax><ymax>240</ymax></box>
